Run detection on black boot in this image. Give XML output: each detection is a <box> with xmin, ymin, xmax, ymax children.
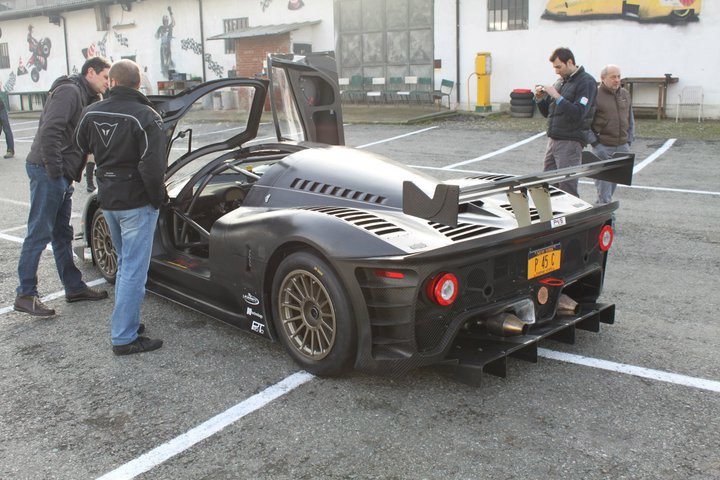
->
<box><xmin>85</xmin><ymin>162</ymin><xmax>96</xmax><ymax>192</ymax></box>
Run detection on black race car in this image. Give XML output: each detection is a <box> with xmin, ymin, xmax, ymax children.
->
<box><xmin>80</xmin><ymin>53</ymin><xmax>633</xmax><ymax>383</ymax></box>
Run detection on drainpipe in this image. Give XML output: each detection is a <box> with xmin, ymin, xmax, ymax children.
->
<box><xmin>61</xmin><ymin>16</ymin><xmax>69</xmax><ymax>75</ymax></box>
<box><xmin>199</xmin><ymin>0</ymin><xmax>207</xmax><ymax>81</ymax></box>
<box><xmin>456</xmin><ymin>0</ymin><xmax>461</xmax><ymax>106</ymax></box>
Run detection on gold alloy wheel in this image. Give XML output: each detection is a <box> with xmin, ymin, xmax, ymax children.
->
<box><xmin>91</xmin><ymin>210</ymin><xmax>118</xmax><ymax>281</ymax></box>
<box><xmin>277</xmin><ymin>269</ymin><xmax>337</xmax><ymax>361</ymax></box>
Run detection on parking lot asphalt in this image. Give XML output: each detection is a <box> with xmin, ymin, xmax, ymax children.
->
<box><xmin>0</xmin><ymin>113</ymin><xmax>719</xmax><ymax>479</ymax></box>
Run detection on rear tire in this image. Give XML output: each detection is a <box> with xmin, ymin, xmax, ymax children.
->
<box><xmin>271</xmin><ymin>251</ymin><xmax>356</xmax><ymax>376</ymax></box>
<box><xmin>90</xmin><ymin>209</ymin><xmax>117</xmax><ymax>284</ymax></box>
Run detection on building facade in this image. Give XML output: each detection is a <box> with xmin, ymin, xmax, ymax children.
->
<box><xmin>0</xmin><ymin>0</ymin><xmax>716</xmax><ymax>118</ymax></box>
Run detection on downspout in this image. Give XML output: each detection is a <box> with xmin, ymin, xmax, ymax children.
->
<box><xmin>199</xmin><ymin>0</ymin><xmax>207</xmax><ymax>81</ymax></box>
<box><xmin>62</xmin><ymin>16</ymin><xmax>69</xmax><ymax>75</ymax></box>
<box><xmin>455</xmin><ymin>0</ymin><xmax>461</xmax><ymax>106</ymax></box>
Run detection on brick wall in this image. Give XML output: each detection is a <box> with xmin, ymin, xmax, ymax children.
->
<box><xmin>234</xmin><ymin>34</ymin><xmax>291</xmax><ymax>77</ymax></box>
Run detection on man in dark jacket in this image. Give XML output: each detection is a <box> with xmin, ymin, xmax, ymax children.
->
<box><xmin>15</xmin><ymin>57</ymin><xmax>111</xmax><ymax>317</ymax></box>
<box><xmin>76</xmin><ymin>59</ymin><xmax>165</xmax><ymax>355</ymax></box>
<box><xmin>586</xmin><ymin>64</ymin><xmax>634</xmax><ymax>205</ymax></box>
<box><xmin>535</xmin><ymin>47</ymin><xmax>597</xmax><ymax>197</ymax></box>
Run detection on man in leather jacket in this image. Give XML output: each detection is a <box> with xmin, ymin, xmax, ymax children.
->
<box><xmin>76</xmin><ymin>59</ymin><xmax>165</xmax><ymax>355</ymax></box>
<box><xmin>535</xmin><ymin>47</ymin><xmax>597</xmax><ymax>197</ymax></box>
<box><xmin>15</xmin><ymin>57</ymin><xmax>111</xmax><ymax>317</ymax></box>
<box><xmin>586</xmin><ymin>64</ymin><xmax>634</xmax><ymax>205</ymax></box>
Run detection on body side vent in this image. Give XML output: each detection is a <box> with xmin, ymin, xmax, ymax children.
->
<box><xmin>290</xmin><ymin>178</ymin><xmax>387</xmax><ymax>204</ymax></box>
<box><xmin>300</xmin><ymin>206</ymin><xmax>406</xmax><ymax>238</ymax></box>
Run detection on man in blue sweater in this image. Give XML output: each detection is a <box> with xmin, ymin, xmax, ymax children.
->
<box><xmin>535</xmin><ymin>47</ymin><xmax>597</xmax><ymax>197</ymax></box>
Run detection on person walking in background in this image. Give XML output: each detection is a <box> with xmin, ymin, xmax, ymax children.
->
<box><xmin>586</xmin><ymin>64</ymin><xmax>634</xmax><ymax>205</ymax></box>
<box><xmin>76</xmin><ymin>59</ymin><xmax>165</xmax><ymax>355</ymax></box>
<box><xmin>14</xmin><ymin>57</ymin><xmax>111</xmax><ymax>317</ymax></box>
<box><xmin>0</xmin><ymin>96</ymin><xmax>15</xmax><ymax>158</ymax></box>
<box><xmin>535</xmin><ymin>47</ymin><xmax>597</xmax><ymax>197</ymax></box>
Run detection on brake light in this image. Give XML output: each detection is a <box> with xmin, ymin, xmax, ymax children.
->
<box><xmin>598</xmin><ymin>225</ymin><xmax>614</xmax><ymax>252</ymax></box>
<box><xmin>426</xmin><ymin>272</ymin><xmax>458</xmax><ymax>306</ymax></box>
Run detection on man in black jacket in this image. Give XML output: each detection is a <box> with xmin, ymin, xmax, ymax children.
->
<box><xmin>15</xmin><ymin>57</ymin><xmax>111</xmax><ymax>317</ymax></box>
<box><xmin>76</xmin><ymin>59</ymin><xmax>165</xmax><ymax>355</ymax></box>
<box><xmin>535</xmin><ymin>47</ymin><xmax>597</xmax><ymax>197</ymax></box>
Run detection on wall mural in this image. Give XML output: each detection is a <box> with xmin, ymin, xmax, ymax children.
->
<box><xmin>542</xmin><ymin>0</ymin><xmax>701</xmax><ymax>23</ymax></box>
<box><xmin>261</xmin><ymin>0</ymin><xmax>306</xmax><ymax>11</ymax></box>
<box><xmin>156</xmin><ymin>6</ymin><xmax>176</xmax><ymax>78</ymax></box>
<box><xmin>288</xmin><ymin>0</ymin><xmax>305</xmax><ymax>10</ymax></box>
<box><xmin>17</xmin><ymin>25</ymin><xmax>52</xmax><ymax>83</ymax></box>
<box><xmin>181</xmin><ymin>38</ymin><xmax>224</xmax><ymax>78</ymax></box>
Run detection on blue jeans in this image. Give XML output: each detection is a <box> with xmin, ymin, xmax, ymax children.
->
<box><xmin>0</xmin><ymin>108</ymin><xmax>14</xmax><ymax>152</ymax></box>
<box><xmin>17</xmin><ymin>163</ymin><xmax>86</xmax><ymax>297</ymax></box>
<box><xmin>593</xmin><ymin>143</ymin><xmax>630</xmax><ymax>204</ymax></box>
<box><xmin>103</xmin><ymin>205</ymin><xmax>159</xmax><ymax>346</ymax></box>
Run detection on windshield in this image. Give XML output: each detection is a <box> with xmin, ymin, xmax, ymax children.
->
<box><xmin>271</xmin><ymin>67</ymin><xmax>305</xmax><ymax>142</ymax></box>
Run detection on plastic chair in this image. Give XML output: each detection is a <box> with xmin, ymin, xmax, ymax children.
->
<box><xmin>432</xmin><ymin>79</ymin><xmax>454</xmax><ymax>109</ymax></box>
<box><xmin>395</xmin><ymin>76</ymin><xmax>417</xmax><ymax>104</ymax></box>
<box><xmin>366</xmin><ymin>77</ymin><xmax>386</xmax><ymax>104</ymax></box>
<box><xmin>412</xmin><ymin>77</ymin><xmax>433</xmax><ymax>104</ymax></box>
<box><xmin>338</xmin><ymin>77</ymin><xmax>350</xmax><ymax>103</ymax></box>
<box><xmin>675</xmin><ymin>86</ymin><xmax>703</xmax><ymax>123</ymax></box>
<box><xmin>387</xmin><ymin>77</ymin><xmax>404</xmax><ymax>104</ymax></box>
<box><xmin>345</xmin><ymin>75</ymin><xmax>364</xmax><ymax>104</ymax></box>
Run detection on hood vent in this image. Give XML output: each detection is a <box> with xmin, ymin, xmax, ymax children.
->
<box><xmin>429</xmin><ymin>222</ymin><xmax>501</xmax><ymax>241</ymax></box>
<box><xmin>301</xmin><ymin>206</ymin><xmax>406</xmax><ymax>237</ymax></box>
<box><xmin>290</xmin><ymin>178</ymin><xmax>387</xmax><ymax>205</ymax></box>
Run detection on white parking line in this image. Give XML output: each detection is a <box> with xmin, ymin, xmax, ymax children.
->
<box><xmin>96</xmin><ymin>371</ymin><xmax>314</xmax><ymax>480</ymax></box>
<box><xmin>538</xmin><ymin>348</ymin><xmax>720</xmax><ymax>393</ymax></box>
<box><xmin>634</xmin><ymin>138</ymin><xmax>676</xmax><ymax>174</ymax></box>
<box><xmin>443</xmin><ymin>131</ymin><xmax>546</xmax><ymax>169</ymax></box>
<box><xmin>93</xmin><ymin>347</ymin><xmax>719</xmax><ymax>479</ymax></box>
<box><xmin>356</xmin><ymin>126</ymin><xmax>438</xmax><ymax>149</ymax></box>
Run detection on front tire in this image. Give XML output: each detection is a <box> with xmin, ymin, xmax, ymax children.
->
<box><xmin>90</xmin><ymin>208</ymin><xmax>117</xmax><ymax>284</ymax></box>
<box><xmin>271</xmin><ymin>251</ymin><xmax>356</xmax><ymax>376</ymax></box>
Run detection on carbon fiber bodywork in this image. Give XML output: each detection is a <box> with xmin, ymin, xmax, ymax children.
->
<box><xmin>78</xmin><ymin>52</ymin><xmax>631</xmax><ymax>381</ymax></box>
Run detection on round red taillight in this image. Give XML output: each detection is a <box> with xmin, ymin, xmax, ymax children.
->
<box><xmin>598</xmin><ymin>225</ymin><xmax>614</xmax><ymax>252</ymax></box>
<box><xmin>426</xmin><ymin>272</ymin><xmax>458</xmax><ymax>306</ymax></box>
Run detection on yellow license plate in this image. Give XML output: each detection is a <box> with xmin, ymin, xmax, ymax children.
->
<box><xmin>528</xmin><ymin>244</ymin><xmax>562</xmax><ymax>279</ymax></box>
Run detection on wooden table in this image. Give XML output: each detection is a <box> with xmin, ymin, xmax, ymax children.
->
<box><xmin>621</xmin><ymin>76</ymin><xmax>678</xmax><ymax>120</ymax></box>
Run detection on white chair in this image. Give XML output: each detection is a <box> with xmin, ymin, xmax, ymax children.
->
<box><xmin>676</xmin><ymin>86</ymin><xmax>703</xmax><ymax>123</ymax></box>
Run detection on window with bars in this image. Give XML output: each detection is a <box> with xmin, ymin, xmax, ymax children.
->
<box><xmin>0</xmin><ymin>43</ymin><xmax>9</xmax><ymax>69</ymax></box>
<box><xmin>224</xmin><ymin>18</ymin><xmax>249</xmax><ymax>54</ymax></box>
<box><xmin>488</xmin><ymin>0</ymin><xmax>529</xmax><ymax>32</ymax></box>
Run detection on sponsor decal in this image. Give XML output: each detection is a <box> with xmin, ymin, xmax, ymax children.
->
<box><xmin>246</xmin><ymin>307</ymin><xmax>264</xmax><ymax>319</ymax></box>
<box><xmin>550</xmin><ymin>217</ymin><xmax>567</xmax><ymax>228</ymax></box>
<box><xmin>242</xmin><ymin>293</ymin><xmax>260</xmax><ymax>305</ymax></box>
<box><xmin>251</xmin><ymin>320</ymin><xmax>265</xmax><ymax>335</ymax></box>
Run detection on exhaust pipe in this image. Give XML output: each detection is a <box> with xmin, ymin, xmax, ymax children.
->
<box><xmin>484</xmin><ymin>313</ymin><xmax>529</xmax><ymax>336</ymax></box>
<box><xmin>557</xmin><ymin>294</ymin><xmax>580</xmax><ymax>316</ymax></box>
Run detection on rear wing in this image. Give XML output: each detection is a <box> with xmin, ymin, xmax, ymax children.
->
<box><xmin>403</xmin><ymin>151</ymin><xmax>635</xmax><ymax>227</ymax></box>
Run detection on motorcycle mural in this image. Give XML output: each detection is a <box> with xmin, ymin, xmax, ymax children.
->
<box><xmin>17</xmin><ymin>25</ymin><xmax>52</xmax><ymax>83</ymax></box>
